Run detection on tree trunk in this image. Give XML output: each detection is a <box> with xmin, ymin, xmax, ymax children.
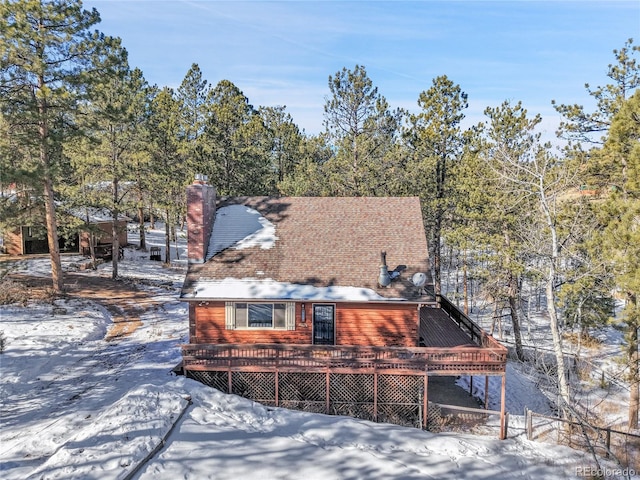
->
<box><xmin>43</xmin><ymin>175</ymin><xmax>63</xmax><ymax>292</ymax></box>
<box><xmin>463</xmin><ymin>249</ymin><xmax>469</xmax><ymax>315</ymax></box>
<box><xmin>508</xmin><ymin>272</ymin><xmax>525</xmax><ymax>362</ymax></box>
<box><xmin>164</xmin><ymin>208</ymin><xmax>171</xmax><ymax>264</ymax></box>
<box><xmin>628</xmin><ymin>293</ymin><xmax>639</xmax><ymax>430</ymax></box>
<box><xmin>38</xmin><ymin>87</ymin><xmax>63</xmax><ymax>293</ymax></box>
<box><xmin>137</xmin><ymin>191</ymin><xmax>146</xmax><ymax>250</ymax></box>
<box><xmin>546</xmin><ymin>270</ymin><xmax>571</xmax><ymax>416</ymax></box>
<box><xmin>538</xmin><ymin>183</ymin><xmax>571</xmax><ymax>417</ymax></box>
<box><xmin>503</xmin><ymin>229</ymin><xmax>524</xmax><ymax>360</ymax></box>
<box><xmin>111</xmin><ymin>177</ymin><xmax>119</xmax><ymax>280</ymax></box>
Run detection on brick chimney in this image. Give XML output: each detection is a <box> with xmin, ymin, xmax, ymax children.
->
<box><xmin>186</xmin><ymin>174</ymin><xmax>216</xmax><ymax>264</ymax></box>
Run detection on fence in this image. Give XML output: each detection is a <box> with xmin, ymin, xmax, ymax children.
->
<box><xmin>525</xmin><ymin>409</ymin><xmax>640</xmax><ymax>470</ymax></box>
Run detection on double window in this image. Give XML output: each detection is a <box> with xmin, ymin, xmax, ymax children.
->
<box><xmin>225</xmin><ymin>302</ymin><xmax>295</xmax><ymax>330</ymax></box>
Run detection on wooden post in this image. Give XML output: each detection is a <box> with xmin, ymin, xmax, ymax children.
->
<box><xmin>499</xmin><ymin>374</ymin><xmax>507</xmax><ymax>440</ymax></box>
<box><xmin>326</xmin><ymin>370</ymin><xmax>330</xmax><ymax>414</ymax></box>
<box><xmin>227</xmin><ymin>348</ymin><xmax>233</xmax><ymax>394</ymax></box>
<box><xmin>469</xmin><ymin>376</ymin><xmax>473</xmax><ymax>396</ymax></box>
<box><xmin>373</xmin><ymin>372</ymin><xmax>378</xmax><ymax>422</ymax></box>
<box><xmin>423</xmin><ymin>375</ymin><xmax>429</xmax><ymax>430</ymax></box>
<box><xmin>275</xmin><ymin>370</ymin><xmax>279</xmax><ymax>407</ymax></box>
<box><xmin>484</xmin><ymin>376</ymin><xmax>490</xmax><ymax>409</ymax></box>
<box><xmin>526</xmin><ymin>408</ymin><xmax>533</xmax><ymax>440</ymax></box>
<box><xmin>606</xmin><ymin>428</ymin><xmax>611</xmax><ymax>457</ymax></box>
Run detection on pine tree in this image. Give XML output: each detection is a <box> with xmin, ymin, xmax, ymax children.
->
<box><xmin>555</xmin><ymin>39</ymin><xmax>640</xmax><ymax>428</ymax></box>
<box><xmin>323</xmin><ymin>65</ymin><xmax>404</xmax><ymax>196</ymax></box>
<box><xmin>406</xmin><ymin>75</ymin><xmax>468</xmax><ymax>303</ymax></box>
<box><xmin>70</xmin><ymin>53</ymin><xmax>149</xmax><ymax>278</ymax></box>
<box><xmin>553</xmin><ymin>38</ymin><xmax>639</xmax><ymax>146</ymax></box>
<box><xmin>0</xmin><ymin>0</ymin><xmax>107</xmax><ymax>291</ymax></box>
<box><xmin>596</xmin><ymin>90</ymin><xmax>640</xmax><ymax>429</ymax></box>
<box><xmin>203</xmin><ymin>80</ymin><xmax>269</xmax><ymax>195</ymax></box>
<box><xmin>260</xmin><ymin>105</ymin><xmax>304</xmax><ymax>194</ymax></box>
<box><xmin>176</xmin><ymin>63</ymin><xmax>210</xmax><ymax>178</ymax></box>
<box><xmin>147</xmin><ymin>87</ymin><xmax>185</xmax><ymax>263</ymax></box>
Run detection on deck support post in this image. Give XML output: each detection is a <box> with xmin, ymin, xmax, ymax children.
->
<box><xmin>499</xmin><ymin>373</ymin><xmax>507</xmax><ymax>440</ymax></box>
<box><xmin>227</xmin><ymin>370</ymin><xmax>232</xmax><ymax>394</ymax></box>
<box><xmin>275</xmin><ymin>370</ymin><xmax>279</xmax><ymax>407</ymax></box>
<box><xmin>484</xmin><ymin>376</ymin><xmax>489</xmax><ymax>409</ymax></box>
<box><xmin>325</xmin><ymin>370</ymin><xmax>330</xmax><ymax>414</ymax></box>
<box><xmin>373</xmin><ymin>372</ymin><xmax>378</xmax><ymax>422</ymax></box>
<box><xmin>423</xmin><ymin>374</ymin><xmax>429</xmax><ymax>430</ymax></box>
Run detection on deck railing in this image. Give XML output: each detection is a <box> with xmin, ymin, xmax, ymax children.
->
<box><xmin>439</xmin><ymin>295</ymin><xmax>505</xmax><ymax>353</ymax></box>
<box><xmin>182</xmin><ymin>342</ymin><xmax>507</xmax><ymax>375</ymax></box>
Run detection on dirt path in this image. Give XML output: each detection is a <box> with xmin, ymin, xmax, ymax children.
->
<box><xmin>6</xmin><ymin>272</ymin><xmax>161</xmax><ymax>340</ymax></box>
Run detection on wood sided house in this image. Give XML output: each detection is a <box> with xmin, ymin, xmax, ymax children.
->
<box><xmin>3</xmin><ymin>210</ymin><xmax>128</xmax><ymax>257</ymax></box>
<box><xmin>180</xmin><ymin>177</ymin><xmax>508</xmax><ymax>438</ymax></box>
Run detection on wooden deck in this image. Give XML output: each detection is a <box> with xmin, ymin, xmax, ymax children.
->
<box><xmin>182</xmin><ymin>341</ymin><xmax>506</xmax><ymax>376</ymax></box>
<box><xmin>181</xmin><ymin>298</ymin><xmax>509</xmax><ymax>439</ymax></box>
<box><xmin>182</xmin><ymin>297</ymin><xmax>507</xmax><ymax>377</ymax></box>
<box><xmin>419</xmin><ymin>307</ymin><xmax>476</xmax><ymax>348</ymax></box>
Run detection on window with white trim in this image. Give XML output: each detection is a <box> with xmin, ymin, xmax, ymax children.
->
<box><xmin>225</xmin><ymin>301</ymin><xmax>295</xmax><ymax>330</ymax></box>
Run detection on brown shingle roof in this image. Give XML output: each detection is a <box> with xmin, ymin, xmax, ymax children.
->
<box><xmin>181</xmin><ymin>196</ymin><xmax>433</xmax><ymax>302</ymax></box>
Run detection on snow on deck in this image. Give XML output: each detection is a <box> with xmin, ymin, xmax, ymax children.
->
<box><xmin>207</xmin><ymin>204</ymin><xmax>276</xmax><ymax>259</ymax></box>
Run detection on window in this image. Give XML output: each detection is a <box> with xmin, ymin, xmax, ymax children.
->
<box><xmin>225</xmin><ymin>302</ymin><xmax>294</xmax><ymax>330</ymax></box>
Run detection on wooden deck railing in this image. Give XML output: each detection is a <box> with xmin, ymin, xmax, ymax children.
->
<box><xmin>439</xmin><ymin>295</ymin><xmax>506</xmax><ymax>353</ymax></box>
<box><xmin>182</xmin><ymin>342</ymin><xmax>507</xmax><ymax>375</ymax></box>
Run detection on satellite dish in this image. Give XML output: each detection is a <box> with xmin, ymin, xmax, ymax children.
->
<box><xmin>412</xmin><ymin>272</ymin><xmax>427</xmax><ymax>287</ymax></box>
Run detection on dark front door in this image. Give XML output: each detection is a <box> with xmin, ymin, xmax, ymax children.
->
<box><xmin>313</xmin><ymin>304</ymin><xmax>335</xmax><ymax>345</ymax></box>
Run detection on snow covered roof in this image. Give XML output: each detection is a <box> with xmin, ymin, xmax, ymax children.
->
<box><xmin>191</xmin><ymin>278</ymin><xmax>407</xmax><ymax>302</ymax></box>
<box><xmin>67</xmin><ymin>208</ymin><xmax>132</xmax><ymax>223</ymax></box>
<box><xmin>182</xmin><ymin>196</ymin><xmax>433</xmax><ymax>302</ymax></box>
<box><xmin>207</xmin><ymin>204</ymin><xmax>276</xmax><ymax>258</ymax></box>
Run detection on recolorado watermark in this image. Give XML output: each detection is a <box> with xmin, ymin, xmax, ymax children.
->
<box><xmin>576</xmin><ymin>466</ymin><xmax>637</xmax><ymax>478</ymax></box>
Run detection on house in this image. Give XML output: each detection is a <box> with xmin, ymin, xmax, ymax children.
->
<box><xmin>76</xmin><ymin>210</ymin><xmax>130</xmax><ymax>259</ymax></box>
<box><xmin>2</xmin><ymin>225</ymin><xmax>77</xmax><ymax>255</ymax></box>
<box><xmin>180</xmin><ymin>177</ymin><xmax>508</xmax><ymax>437</ymax></box>
<box><xmin>2</xmin><ymin>210</ymin><xmax>129</xmax><ymax>256</ymax></box>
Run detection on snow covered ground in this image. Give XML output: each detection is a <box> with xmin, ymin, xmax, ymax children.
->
<box><xmin>0</xmin><ymin>225</ymin><xmax>635</xmax><ymax>479</ymax></box>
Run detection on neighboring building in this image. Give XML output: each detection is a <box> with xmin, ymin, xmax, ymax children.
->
<box><xmin>2</xmin><ymin>210</ymin><xmax>129</xmax><ymax>256</ymax></box>
<box><xmin>3</xmin><ymin>225</ymin><xmax>78</xmax><ymax>255</ymax></box>
<box><xmin>76</xmin><ymin>211</ymin><xmax>130</xmax><ymax>257</ymax></box>
<box><xmin>180</xmin><ymin>177</ymin><xmax>507</xmax><ymax>437</ymax></box>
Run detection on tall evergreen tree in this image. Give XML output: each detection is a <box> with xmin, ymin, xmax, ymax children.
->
<box><xmin>553</xmin><ymin>38</ymin><xmax>639</xmax><ymax>145</ymax></box>
<box><xmin>482</xmin><ymin>101</ymin><xmax>544</xmax><ymax>361</ymax></box>
<box><xmin>0</xmin><ymin>0</ymin><xmax>109</xmax><ymax>291</ymax></box>
<box><xmin>323</xmin><ymin>65</ymin><xmax>403</xmax><ymax>196</ymax></box>
<box><xmin>176</xmin><ymin>63</ymin><xmax>210</xmax><ymax>177</ymax></box>
<box><xmin>203</xmin><ymin>79</ymin><xmax>269</xmax><ymax>195</ymax></box>
<box><xmin>70</xmin><ymin>54</ymin><xmax>149</xmax><ymax>278</ymax></box>
<box><xmin>595</xmin><ymin>90</ymin><xmax>640</xmax><ymax>428</ymax></box>
<box><xmin>147</xmin><ymin>87</ymin><xmax>185</xmax><ymax>263</ymax></box>
<box><xmin>406</xmin><ymin>75</ymin><xmax>468</xmax><ymax>302</ymax></box>
<box><xmin>260</xmin><ymin>105</ymin><xmax>304</xmax><ymax>194</ymax></box>
<box><xmin>555</xmin><ymin>39</ymin><xmax>639</xmax><ymax>427</ymax></box>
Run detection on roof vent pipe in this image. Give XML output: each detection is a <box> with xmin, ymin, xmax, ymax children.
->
<box><xmin>378</xmin><ymin>251</ymin><xmax>391</xmax><ymax>287</ymax></box>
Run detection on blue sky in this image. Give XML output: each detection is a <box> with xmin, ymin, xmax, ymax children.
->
<box><xmin>84</xmin><ymin>0</ymin><xmax>639</xmax><ymax>139</ymax></box>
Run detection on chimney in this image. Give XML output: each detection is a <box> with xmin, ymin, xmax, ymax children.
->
<box><xmin>378</xmin><ymin>250</ymin><xmax>391</xmax><ymax>287</ymax></box>
<box><xmin>187</xmin><ymin>174</ymin><xmax>216</xmax><ymax>263</ymax></box>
